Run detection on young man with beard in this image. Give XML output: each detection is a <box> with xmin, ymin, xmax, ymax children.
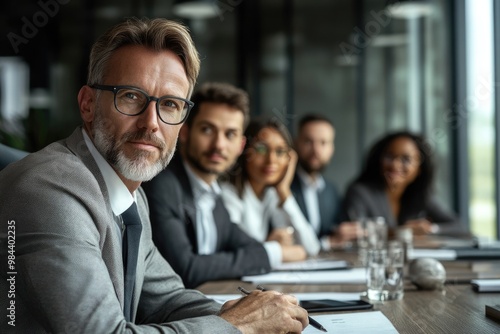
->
<box><xmin>143</xmin><ymin>82</ymin><xmax>305</xmax><ymax>289</ymax></box>
<box><xmin>0</xmin><ymin>19</ymin><xmax>308</xmax><ymax>334</ymax></box>
<box><xmin>291</xmin><ymin>114</ymin><xmax>359</xmax><ymax>249</ymax></box>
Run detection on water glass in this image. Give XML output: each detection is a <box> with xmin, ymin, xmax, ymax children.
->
<box><xmin>357</xmin><ymin>217</ymin><xmax>388</xmax><ymax>265</ymax></box>
<box><xmin>366</xmin><ymin>248</ymin><xmax>387</xmax><ymax>301</ymax></box>
<box><xmin>366</xmin><ymin>241</ymin><xmax>405</xmax><ymax>301</ymax></box>
<box><xmin>385</xmin><ymin>241</ymin><xmax>404</xmax><ymax>300</ymax></box>
<box><xmin>396</xmin><ymin>227</ymin><xmax>413</xmax><ymax>263</ymax></box>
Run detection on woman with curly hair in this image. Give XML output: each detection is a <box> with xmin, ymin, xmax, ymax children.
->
<box><xmin>342</xmin><ymin>131</ymin><xmax>463</xmax><ymax>235</ymax></box>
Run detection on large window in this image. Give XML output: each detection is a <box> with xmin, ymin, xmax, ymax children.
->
<box><xmin>466</xmin><ymin>0</ymin><xmax>496</xmax><ymax>239</ymax></box>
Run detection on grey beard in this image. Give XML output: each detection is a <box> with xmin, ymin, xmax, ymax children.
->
<box><xmin>92</xmin><ymin>112</ymin><xmax>175</xmax><ymax>182</ymax></box>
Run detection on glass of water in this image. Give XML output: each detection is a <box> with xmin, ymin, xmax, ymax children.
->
<box><xmin>385</xmin><ymin>241</ymin><xmax>404</xmax><ymax>300</ymax></box>
<box><xmin>358</xmin><ymin>217</ymin><xmax>387</xmax><ymax>266</ymax></box>
<box><xmin>366</xmin><ymin>241</ymin><xmax>404</xmax><ymax>301</ymax></box>
<box><xmin>366</xmin><ymin>248</ymin><xmax>387</xmax><ymax>301</ymax></box>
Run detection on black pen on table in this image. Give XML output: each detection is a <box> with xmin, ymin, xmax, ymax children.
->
<box><xmin>237</xmin><ymin>286</ymin><xmax>327</xmax><ymax>332</ymax></box>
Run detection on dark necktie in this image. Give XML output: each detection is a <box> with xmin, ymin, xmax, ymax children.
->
<box><xmin>212</xmin><ymin>196</ymin><xmax>228</xmax><ymax>224</ymax></box>
<box><xmin>121</xmin><ymin>202</ymin><xmax>142</xmax><ymax>322</ymax></box>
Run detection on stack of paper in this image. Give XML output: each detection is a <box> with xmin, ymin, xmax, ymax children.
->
<box><xmin>471</xmin><ymin>279</ymin><xmax>500</xmax><ymax>292</ymax></box>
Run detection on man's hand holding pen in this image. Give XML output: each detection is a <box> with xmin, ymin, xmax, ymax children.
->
<box><xmin>218</xmin><ymin>286</ymin><xmax>309</xmax><ymax>334</ymax></box>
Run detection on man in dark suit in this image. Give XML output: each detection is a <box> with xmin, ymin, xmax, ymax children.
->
<box><xmin>291</xmin><ymin>114</ymin><xmax>358</xmax><ymax>249</ymax></box>
<box><xmin>0</xmin><ymin>19</ymin><xmax>308</xmax><ymax>333</ymax></box>
<box><xmin>143</xmin><ymin>82</ymin><xmax>285</xmax><ymax>289</ymax></box>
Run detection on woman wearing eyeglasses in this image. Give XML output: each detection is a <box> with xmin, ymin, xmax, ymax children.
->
<box><xmin>342</xmin><ymin>131</ymin><xmax>463</xmax><ymax>235</ymax></box>
<box><xmin>221</xmin><ymin>117</ymin><xmax>320</xmax><ymax>260</ymax></box>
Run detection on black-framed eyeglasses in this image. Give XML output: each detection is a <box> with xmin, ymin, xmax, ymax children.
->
<box><xmin>251</xmin><ymin>142</ymin><xmax>290</xmax><ymax>159</ymax></box>
<box><xmin>90</xmin><ymin>84</ymin><xmax>194</xmax><ymax>125</ymax></box>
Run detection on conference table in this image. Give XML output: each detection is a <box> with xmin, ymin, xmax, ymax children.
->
<box><xmin>197</xmin><ymin>236</ymin><xmax>500</xmax><ymax>333</ymax></box>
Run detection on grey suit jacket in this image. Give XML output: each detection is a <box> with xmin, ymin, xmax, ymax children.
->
<box><xmin>0</xmin><ymin>128</ymin><xmax>240</xmax><ymax>333</ymax></box>
<box><xmin>142</xmin><ymin>154</ymin><xmax>271</xmax><ymax>289</ymax></box>
<box><xmin>341</xmin><ymin>181</ymin><xmax>463</xmax><ymax>233</ymax></box>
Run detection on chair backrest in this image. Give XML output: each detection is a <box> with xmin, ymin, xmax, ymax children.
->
<box><xmin>0</xmin><ymin>143</ymin><xmax>29</xmax><ymax>171</ymax></box>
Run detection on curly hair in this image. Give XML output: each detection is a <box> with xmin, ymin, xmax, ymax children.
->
<box><xmin>355</xmin><ymin>131</ymin><xmax>435</xmax><ymax>205</ymax></box>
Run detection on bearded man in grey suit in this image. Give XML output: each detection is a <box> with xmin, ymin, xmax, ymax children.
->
<box><xmin>0</xmin><ymin>18</ymin><xmax>308</xmax><ymax>333</ymax></box>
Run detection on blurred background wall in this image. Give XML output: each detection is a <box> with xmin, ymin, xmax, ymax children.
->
<box><xmin>0</xmin><ymin>0</ymin><xmax>498</xmax><ymax>240</ymax></box>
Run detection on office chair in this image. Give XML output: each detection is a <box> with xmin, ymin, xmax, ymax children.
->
<box><xmin>0</xmin><ymin>143</ymin><xmax>29</xmax><ymax>171</ymax></box>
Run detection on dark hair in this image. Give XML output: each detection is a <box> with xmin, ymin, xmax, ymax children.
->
<box><xmin>297</xmin><ymin>114</ymin><xmax>335</xmax><ymax>134</ymax></box>
<box><xmin>355</xmin><ymin>130</ymin><xmax>435</xmax><ymax>205</ymax></box>
<box><xmin>185</xmin><ymin>82</ymin><xmax>250</xmax><ymax>128</ymax></box>
<box><xmin>228</xmin><ymin>116</ymin><xmax>292</xmax><ymax>197</ymax></box>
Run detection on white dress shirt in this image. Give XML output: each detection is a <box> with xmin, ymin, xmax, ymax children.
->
<box><xmin>82</xmin><ymin>129</ymin><xmax>135</xmax><ymax>240</ymax></box>
<box><xmin>221</xmin><ymin>181</ymin><xmax>320</xmax><ymax>256</ymax></box>
<box><xmin>183</xmin><ymin>162</ymin><xmax>219</xmax><ymax>255</ymax></box>
<box><xmin>297</xmin><ymin>167</ymin><xmax>325</xmax><ymax>235</ymax></box>
<box><xmin>297</xmin><ymin>167</ymin><xmax>334</xmax><ymax>250</ymax></box>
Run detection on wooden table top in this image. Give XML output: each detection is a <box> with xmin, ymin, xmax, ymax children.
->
<box><xmin>197</xmin><ymin>243</ymin><xmax>500</xmax><ymax>334</ymax></box>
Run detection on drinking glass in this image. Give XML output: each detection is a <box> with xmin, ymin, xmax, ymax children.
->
<box><xmin>385</xmin><ymin>241</ymin><xmax>405</xmax><ymax>300</ymax></box>
<box><xmin>357</xmin><ymin>217</ymin><xmax>387</xmax><ymax>265</ymax></box>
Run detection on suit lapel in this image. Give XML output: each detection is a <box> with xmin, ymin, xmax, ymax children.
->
<box><xmin>65</xmin><ymin>128</ymin><xmax>126</xmax><ymax>313</ymax></box>
<box><xmin>170</xmin><ymin>156</ymin><xmax>199</xmax><ymax>253</ymax></box>
<box><xmin>291</xmin><ymin>175</ymin><xmax>310</xmax><ymax>221</ymax></box>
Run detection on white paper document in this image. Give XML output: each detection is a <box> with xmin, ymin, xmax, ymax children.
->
<box><xmin>206</xmin><ymin>292</ymin><xmax>363</xmax><ymax>304</ymax></box>
<box><xmin>303</xmin><ymin>311</ymin><xmax>399</xmax><ymax>334</ymax></box>
<box><xmin>274</xmin><ymin>258</ymin><xmax>349</xmax><ymax>271</ymax></box>
<box><xmin>408</xmin><ymin>249</ymin><xmax>457</xmax><ymax>260</ymax></box>
<box><xmin>471</xmin><ymin>279</ymin><xmax>500</xmax><ymax>292</ymax></box>
<box><xmin>241</xmin><ymin>267</ymin><xmax>366</xmax><ymax>285</ymax></box>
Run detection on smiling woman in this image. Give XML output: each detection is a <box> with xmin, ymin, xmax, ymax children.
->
<box><xmin>221</xmin><ymin>116</ymin><xmax>321</xmax><ymax>259</ymax></box>
<box><xmin>340</xmin><ymin>131</ymin><xmax>464</xmax><ymax>236</ymax></box>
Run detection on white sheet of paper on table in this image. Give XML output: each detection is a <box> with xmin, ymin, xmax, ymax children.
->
<box><xmin>303</xmin><ymin>311</ymin><xmax>398</xmax><ymax>334</ymax></box>
<box><xmin>407</xmin><ymin>249</ymin><xmax>457</xmax><ymax>260</ymax></box>
<box><xmin>273</xmin><ymin>259</ymin><xmax>349</xmax><ymax>271</ymax></box>
<box><xmin>206</xmin><ymin>292</ymin><xmax>363</xmax><ymax>304</ymax></box>
<box><xmin>241</xmin><ymin>267</ymin><xmax>366</xmax><ymax>285</ymax></box>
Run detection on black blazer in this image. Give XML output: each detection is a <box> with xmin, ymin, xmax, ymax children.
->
<box><xmin>142</xmin><ymin>154</ymin><xmax>271</xmax><ymax>288</ymax></box>
<box><xmin>291</xmin><ymin>172</ymin><xmax>341</xmax><ymax>237</ymax></box>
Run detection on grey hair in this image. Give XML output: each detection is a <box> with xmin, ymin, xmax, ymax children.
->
<box><xmin>87</xmin><ymin>17</ymin><xmax>200</xmax><ymax>97</ymax></box>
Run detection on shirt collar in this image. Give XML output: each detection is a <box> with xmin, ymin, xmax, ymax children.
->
<box><xmin>82</xmin><ymin>128</ymin><xmax>135</xmax><ymax>216</ymax></box>
<box><xmin>183</xmin><ymin>159</ymin><xmax>221</xmax><ymax>199</ymax></box>
<box><xmin>297</xmin><ymin>165</ymin><xmax>325</xmax><ymax>191</ymax></box>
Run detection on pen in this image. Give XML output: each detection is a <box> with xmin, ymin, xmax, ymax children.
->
<box><xmin>237</xmin><ymin>286</ymin><xmax>327</xmax><ymax>332</ymax></box>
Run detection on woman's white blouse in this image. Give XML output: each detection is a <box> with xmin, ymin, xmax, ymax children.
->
<box><xmin>220</xmin><ymin>182</ymin><xmax>320</xmax><ymax>256</ymax></box>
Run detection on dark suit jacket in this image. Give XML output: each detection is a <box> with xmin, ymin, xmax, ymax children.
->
<box><xmin>142</xmin><ymin>154</ymin><xmax>271</xmax><ymax>289</ymax></box>
<box><xmin>341</xmin><ymin>181</ymin><xmax>464</xmax><ymax>233</ymax></box>
<box><xmin>0</xmin><ymin>128</ymin><xmax>239</xmax><ymax>333</ymax></box>
<box><xmin>291</xmin><ymin>172</ymin><xmax>341</xmax><ymax>237</ymax></box>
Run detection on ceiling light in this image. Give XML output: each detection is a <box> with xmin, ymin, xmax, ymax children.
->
<box><xmin>386</xmin><ymin>0</ymin><xmax>434</xmax><ymax>19</ymax></box>
<box><xmin>173</xmin><ymin>0</ymin><xmax>219</xmax><ymax>20</ymax></box>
